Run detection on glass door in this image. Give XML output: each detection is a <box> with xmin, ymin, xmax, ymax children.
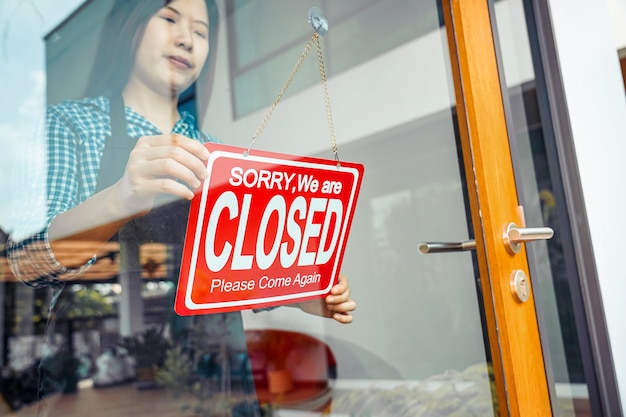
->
<box><xmin>0</xmin><ymin>1</ymin><xmax>554</xmax><ymax>416</ymax></box>
<box><xmin>230</xmin><ymin>1</ymin><xmax>552</xmax><ymax>416</ymax></box>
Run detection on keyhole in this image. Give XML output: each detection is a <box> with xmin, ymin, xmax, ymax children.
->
<box><xmin>511</xmin><ymin>270</ymin><xmax>530</xmax><ymax>303</ymax></box>
<box><xmin>519</xmin><ymin>277</ymin><xmax>528</xmax><ymax>298</ymax></box>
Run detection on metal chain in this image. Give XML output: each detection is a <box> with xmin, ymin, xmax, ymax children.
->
<box><xmin>246</xmin><ymin>32</ymin><xmax>340</xmax><ymax>166</ymax></box>
<box><xmin>314</xmin><ymin>32</ymin><xmax>339</xmax><ymax>165</ymax></box>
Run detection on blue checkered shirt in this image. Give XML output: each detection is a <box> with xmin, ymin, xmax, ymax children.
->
<box><xmin>7</xmin><ymin>96</ymin><xmax>219</xmax><ymax>287</ymax></box>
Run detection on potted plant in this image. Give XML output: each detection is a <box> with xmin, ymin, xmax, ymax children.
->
<box><xmin>157</xmin><ymin>345</ymin><xmax>244</xmax><ymax>417</ymax></box>
<box><xmin>118</xmin><ymin>325</ymin><xmax>171</xmax><ymax>389</ymax></box>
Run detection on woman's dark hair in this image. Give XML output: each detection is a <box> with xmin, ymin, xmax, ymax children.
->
<box><xmin>85</xmin><ymin>0</ymin><xmax>219</xmax><ymax>122</ymax></box>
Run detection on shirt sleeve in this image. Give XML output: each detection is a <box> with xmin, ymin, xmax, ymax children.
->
<box><xmin>7</xmin><ymin>107</ymin><xmax>97</xmax><ymax>287</ymax></box>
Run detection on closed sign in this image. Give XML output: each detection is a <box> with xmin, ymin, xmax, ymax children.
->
<box><xmin>175</xmin><ymin>144</ymin><xmax>364</xmax><ymax>315</ymax></box>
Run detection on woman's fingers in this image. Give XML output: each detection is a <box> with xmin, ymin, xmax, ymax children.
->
<box><xmin>126</xmin><ymin>176</ymin><xmax>197</xmax><ymax>200</ymax></box>
<box><xmin>114</xmin><ymin>134</ymin><xmax>210</xmax><ymax>215</ymax></box>
<box><xmin>326</xmin><ymin>290</ymin><xmax>350</xmax><ymax>305</ymax></box>
<box><xmin>326</xmin><ymin>298</ymin><xmax>357</xmax><ymax>313</ymax></box>
<box><xmin>323</xmin><ymin>274</ymin><xmax>356</xmax><ymax>323</ymax></box>
<box><xmin>132</xmin><ymin>134</ymin><xmax>209</xmax><ymax>185</ymax></box>
<box><xmin>327</xmin><ymin>274</ymin><xmax>351</xmax><ymax>304</ymax></box>
<box><xmin>133</xmin><ymin>146</ymin><xmax>208</xmax><ymax>184</ymax></box>
<box><xmin>331</xmin><ymin>311</ymin><xmax>354</xmax><ymax>324</ymax></box>
<box><xmin>129</xmin><ymin>134</ymin><xmax>210</xmax><ymax>188</ymax></box>
<box><xmin>129</xmin><ymin>153</ymin><xmax>205</xmax><ymax>192</ymax></box>
<box><xmin>136</xmin><ymin>133</ymin><xmax>210</xmax><ymax>160</ymax></box>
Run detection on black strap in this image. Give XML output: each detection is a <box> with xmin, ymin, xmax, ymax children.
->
<box><xmin>95</xmin><ymin>96</ymin><xmax>133</xmax><ymax>192</ymax></box>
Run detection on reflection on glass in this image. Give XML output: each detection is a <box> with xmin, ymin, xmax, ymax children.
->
<box><xmin>302</xmin><ymin>115</ymin><xmax>497</xmax><ymax>416</ymax></box>
<box><xmin>1</xmin><ymin>0</ymin><xmax>500</xmax><ymax>416</ymax></box>
<box><xmin>240</xmin><ymin>0</ymin><xmax>498</xmax><ymax>411</ymax></box>
<box><xmin>229</xmin><ymin>0</ymin><xmax>440</xmax><ymax>118</ymax></box>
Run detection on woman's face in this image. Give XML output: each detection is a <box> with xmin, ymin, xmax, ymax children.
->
<box><xmin>128</xmin><ymin>0</ymin><xmax>210</xmax><ymax>98</ymax></box>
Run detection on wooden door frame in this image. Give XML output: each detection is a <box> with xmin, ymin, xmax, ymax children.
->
<box><xmin>442</xmin><ymin>1</ymin><xmax>552</xmax><ymax>415</ymax></box>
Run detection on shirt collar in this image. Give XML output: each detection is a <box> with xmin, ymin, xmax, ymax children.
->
<box><xmin>124</xmin><ymin>107</ymin><xmax>199</xmax><ymax>139</ymax></box>
<box><xmin>175</xmin><ymin>111</ymin><xmax>199</xmax><ymax>139</ymax></box>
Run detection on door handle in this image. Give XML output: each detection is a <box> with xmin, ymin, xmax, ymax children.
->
<box><xmin>503</xmin><ymin>222</ymin><xmax>554</xmax><ymax>254</ymax></box>
<box><xmin>418</xmin><ymin>222</ymin><xmax>554</xmax><ymax>255</ymax></box>
<box><xmin>418</xmin><ymin>240</ymin><xmax>476</xmax><ymax>254</ymax></box>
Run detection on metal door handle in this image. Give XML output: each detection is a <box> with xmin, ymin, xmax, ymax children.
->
<box><xmin>418</xmin><ymin>223</ymin><xmax>553</xmax><ymax>255</ymax></box>
<box><xmin>418</xmin><ymin>240</ymin><xmax>476</xmax><ymax>254</ymax></box>
<box><xmin>504</xmin><ymin>222</ymin><xmax>553</xmax><ymax>254</ymax></box>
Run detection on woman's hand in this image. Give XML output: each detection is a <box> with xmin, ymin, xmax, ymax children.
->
<box><xmin>48</xmin><ymin>134</ymin><xmax>209</xmax><ymax>267</ymax></box>
<box><xmin>297</xmin><ymin>274</ymin><xmax>356</xmax><ymax>324</ymax></box>
<box><xmin>113</xmin><ymin>133</ymin><xmax>210</xmax><ymax>217</ymax></box>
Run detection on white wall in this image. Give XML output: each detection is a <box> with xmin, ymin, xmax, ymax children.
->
<box><xmin>607</xmin><ymin>0</ymin><xmax>626</xmax><ymax>50</ymax></box>
<box><xmin>205</xmin><ymin>29</ymin><xmax>455</xmax><ymax>156</ymax></box>
<box><xmin>548</xmin><ymin>0</ymin><xmax>626</xmax><ymax>410</ymax></box>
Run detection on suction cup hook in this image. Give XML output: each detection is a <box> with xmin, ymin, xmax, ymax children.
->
<box><xmin>308</xmin><ymin>7</ymin><xmax>328</xmax><ymax>36</ymax></box>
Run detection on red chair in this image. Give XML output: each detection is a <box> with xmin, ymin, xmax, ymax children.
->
<box><xmin>244</xmin><ymin>329</ymin><xmax>336</xmax><ymax>411</ymax></box>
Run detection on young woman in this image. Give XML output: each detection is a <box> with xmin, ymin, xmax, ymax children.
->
<box><xmin>7</xmin><ymin>0</ymin><xmax>355</xmax><ymax>413</ymax></box>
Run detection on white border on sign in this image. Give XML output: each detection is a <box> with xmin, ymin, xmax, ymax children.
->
<box><xmin>184</xmin><ymin>150</ymin><xmax>361</xmax><ymax>311</ymax></box>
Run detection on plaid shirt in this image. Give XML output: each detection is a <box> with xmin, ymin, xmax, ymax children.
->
<box><xmin>7</xmin><ymin>96</ymin><xmax>218</xmax><ymax>287</ymax></box>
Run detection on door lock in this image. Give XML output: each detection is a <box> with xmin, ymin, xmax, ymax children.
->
<box><xmin>511</xmin><ymin>270</ymin><xmax>530</xmax><ymax>303</ymax></box>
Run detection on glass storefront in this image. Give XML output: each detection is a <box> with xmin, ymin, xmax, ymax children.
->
<box><xmin>0</xmin><ymin>0</ymin><xmax>616</xmax><ymax>416</ymax></box>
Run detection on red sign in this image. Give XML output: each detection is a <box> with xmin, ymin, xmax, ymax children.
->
<box><xmin>175</xmin><ymin>143</ymin><xmax>364</xmax><ymax>316</ymax></box>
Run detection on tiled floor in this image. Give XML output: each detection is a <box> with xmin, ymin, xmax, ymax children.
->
<box><xmin>3</xmin><ymin>382</ymin><xmax>592</xmax><ymax>417</ymax></box>
<box><xmin>4</xmin><ymin>383</ymin><xmax>223</xmax><ymax>417</ymax></box>
<box><xmin>2</xmin><ymin>380</ymin><xmax>331</xmax><ymax>417</ymax></box>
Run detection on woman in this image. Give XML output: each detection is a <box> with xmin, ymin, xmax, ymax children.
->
<box><xmin>7</xmin><ymin>0</ymin><xmax>355</xmax><ymax>413</ymax></box>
